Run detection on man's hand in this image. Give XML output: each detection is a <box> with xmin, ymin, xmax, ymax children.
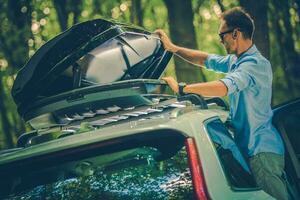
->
<box><xmin>154</xmin><ymin>29</ymin><xmax>179</xmax><ymax>53</ymax></box>
<box><xmin>162</xmin><ymin>77</ymin><xmax>227</xmax><ymax>97</ymax></box>
<box><xmin>161</xmin><ymin>77</ymin><xmax>179</xmax><ymax>93</ymax></box>
<box><xmin>155</xmin><ymin>29</ymin><xmax>208</xmax><ymax>66</ymax></box>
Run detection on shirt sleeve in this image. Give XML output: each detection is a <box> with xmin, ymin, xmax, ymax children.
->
<box><xmin>204</xmin><ymin>54</ymin><xmax>232</xmax><ymax>73</ymax></box>
<box><xmin>220</xmin><ymin>62</ymin><xmax>256</xmax><ymax>94</ymax></box>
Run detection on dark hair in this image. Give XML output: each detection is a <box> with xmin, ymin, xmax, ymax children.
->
<box><xmin>221</xmin><ymin>7</ymin><xmax>254</xmax><ymax>39</ymax></box>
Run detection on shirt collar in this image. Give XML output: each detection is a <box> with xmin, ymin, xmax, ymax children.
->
<box><xmin>230</xmin><ymin>45</ymin><xmax>258</xmax><ymax>69</ymax></box>
<box><xmin>238</xmin><ymin>44</ymin><xmax>257</xmax><ymax>59</ymax></box>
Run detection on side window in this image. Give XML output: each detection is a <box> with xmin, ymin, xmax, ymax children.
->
<box><xmin>205</xmin><ymin>119</ymin><xmax>257</xmax><ymax>189</ymax></box>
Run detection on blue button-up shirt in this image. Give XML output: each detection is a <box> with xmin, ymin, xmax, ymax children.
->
<box><xmin>205</xmin><ymin>45</ymin><xmax>284</xmax><ymax>157</ymax></box>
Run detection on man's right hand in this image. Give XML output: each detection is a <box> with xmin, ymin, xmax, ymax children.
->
<box><xmin>155</xmin><ymin>29</ymin><xmax>209</xmax><ymax>67</ymax></box>
<box><xmin>154</xmin><ymin>29</ymin><xmax>179</xmax><ymax>53</ymax></box>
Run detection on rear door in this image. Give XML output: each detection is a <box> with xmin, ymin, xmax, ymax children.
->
<box><xmin>272</xmin><ymin>98</ymin><xmax>300</xmax><ymax>199</ymax></box>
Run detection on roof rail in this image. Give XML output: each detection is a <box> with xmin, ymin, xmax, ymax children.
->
<box><xmin>177</xmin><ymin>94</ymin><xmax>229</xmax><ymax>111</ymax></box>
<box><xmin>178</xmin><ymin>94</ymin><xmax>208</xmax><ymax>109</ymax></box>
<box><xmin>17</xmin><ymin>130</ymin><xmax>38</xmax><ymax>148</ymax></box>
<box><xmin>205</xmin><ymin>97</ymin><xmax>229</xmax><ymax>111</ymax></box>
<box><xmin>0</xmin><ymin>147</ymin><xmax>23</xmax><ymax>155</ymax></box>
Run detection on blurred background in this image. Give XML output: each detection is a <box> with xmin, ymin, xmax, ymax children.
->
<box><xmin>0</xmin><ymin>0</ymin><xmax>299</xmax><ymax>149</ymax></box>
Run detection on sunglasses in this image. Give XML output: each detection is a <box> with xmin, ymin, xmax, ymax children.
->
<box><xmin>218</xmin><ymin>29</ymin><xmax>235</xmax><ymax>42</ymax></box>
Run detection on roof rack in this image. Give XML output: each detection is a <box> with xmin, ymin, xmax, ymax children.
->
<box><xmin>15</xmin><ymin>94</ymin><xmax>229</xmax><ymax>148</ymax></box>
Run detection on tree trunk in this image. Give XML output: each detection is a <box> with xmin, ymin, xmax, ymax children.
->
<box><xmin>53</xmin><ymin>0</ymin><xmax>68</xmax><ymax>31</ymax></box>
<box><xmin>92</xmin><ymin>0</ymin><xmax>102</xmax><ymax>15</ymax></box>
<box><xmin>0</xmin><ymin>0</ymin><xmax>32</xmax><ymax>148</ymax></box>
<box><xmin>0</xmin><ymin>76</ymin><xmax>14</xmax><ymax>148</ymax></box>
<box><xmin>163</xmin><ymin>0</ymin><xmax>206</xmax><ymax>83</ymax></box>
<box><xmin>271</xmin><ymin>10</ymin><xmax>296</xmax><ymax>98</ymax></box>
<box><xmin>3</xmin><ymin>0</ymin><xmax>32</xmax><ymax>72</ymax></box>
<box><xmin>295</xmin><ymin>0</ymin><xmax>300</xmax><ymax>17</ymax></box>
<box><xmin>280</xmin><ymin>0</ymin><xmax>300</xmax><ymax>77</ymax></box>
<box><xmin>70</xmin><ymin>0</ymin><xmax>83</xmax><ymax>25</ymax></box>
<box><xmin>130</xmin><ymin>0</ymin><xmax>143</xmax><ymax>27</ymax></box>
<box><xmin>239</xmin><ymin>0</ymin><xmax>270</xmax><ymax>59</ymax></box>
<box><xmin>53</xmin><ymin>0</ymin><xmax>84</xmax><ymax>31</ymax></box>
<box><xmin>216</xmin><ymin>0</ymin><xmax>225</xmax><ymax>12</ymax></box>
<box><xmin>268</xmin><ymin>0</ymin><xmax>300</xmax><ymax>103</ymax></box>
<box><xmin>272</xmin><ymin>0</ymin><xmax>300</xmax><ymax>91</ymax></box>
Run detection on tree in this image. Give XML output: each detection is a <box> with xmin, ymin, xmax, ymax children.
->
<box><xmin>130</xmin><ymin>0</ymin><xmax>143</xmax><ymax>27</ymax></box>
<box><xmin>0</xmin><ymin>0</ymin><xmax>33</xmax><ymax>148</ymax></box>
<box><xmin>269</xmin><ymin>0</ymin><xmax>300</xmax><ymax>101</ymax></box>
<box><xmin>0</xmin><ymin>0</ymin><xmax>32</xmax><ymax>72</ymax></box>
<box><xmin>239</xmin><ymin>0</ymin><xmax>270</xmax><ymax>59</ymax></box>
<box><xmin>53</xmin><ymin>0</ymin><xmax>83</xmax><ymax>31</ymax></box>
<box><xmin>163</xmin><ymin>0</ymin><xmax>206</xmax><ymax>83</ymax></box>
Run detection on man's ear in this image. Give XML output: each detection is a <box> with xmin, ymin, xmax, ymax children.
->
<box><xmin>232</xmin><ymin>30</ymin><xmax>238</xmax><ymax>39</ymax></box>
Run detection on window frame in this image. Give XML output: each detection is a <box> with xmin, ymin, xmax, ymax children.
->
<box><xmin>204</xmin><ymin>117</ymin><xmax>260</xmax><ymax>192</ymax></box>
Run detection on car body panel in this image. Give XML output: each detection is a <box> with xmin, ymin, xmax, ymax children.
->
<box><xmin>0</xmin><ymin>108</ymin><xmax>273</xmax><ymax>199</ymax></box>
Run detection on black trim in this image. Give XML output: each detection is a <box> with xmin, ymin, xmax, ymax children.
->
<box><xmin>178</xmin><ymin>82</ymin><xmax>187</xmax><ymax>96</ymax></box>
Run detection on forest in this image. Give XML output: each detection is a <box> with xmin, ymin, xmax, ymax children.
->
<box><xmin>0</xmin><ymin>0</ymin><xmax>299</xmax><ymax>149</ymax></box>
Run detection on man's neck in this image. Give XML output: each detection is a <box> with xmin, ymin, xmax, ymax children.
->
<box><xmin>236</xmin><ymin>40</ymin><xmax>253</xmax><ymax>57</ymax></box>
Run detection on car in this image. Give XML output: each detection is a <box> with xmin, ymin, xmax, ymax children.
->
<box><xmin>0</xmin><ymin>18</ymin><xmax>299</xmax><ymax>200</ymax></box>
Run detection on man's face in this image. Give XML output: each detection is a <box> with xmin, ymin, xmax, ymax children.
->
<box><xmin>218</xmin><ymin>21</ymin><xmax>236</xmax><ymax>54</ymax></box>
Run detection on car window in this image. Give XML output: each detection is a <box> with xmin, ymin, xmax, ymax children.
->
<box><xmin>0</xmin><ymin>132</ymin><xmax>196</xmax><ymax>200</ymax></box>
<box><xmin>205</xmin><ymin>118</ymin><xmax>257</xmax><ymax>189</ymax></box>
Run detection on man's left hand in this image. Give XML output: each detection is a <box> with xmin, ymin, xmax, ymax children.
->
<box><xmin>161</xmin><ymin>77</ymin><xmax>179</xmax><ymax>93</ymax></box>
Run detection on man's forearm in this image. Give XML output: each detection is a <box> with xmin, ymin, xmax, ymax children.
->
<box><xmin>183</xmin><ymin>80</ymin><xmax>227</xmax><ymax>97</ymax></box>
<box><xmin>174</xmin><ymin>46</ymin><xmax>209</xmax><ymax>67</ymax></box>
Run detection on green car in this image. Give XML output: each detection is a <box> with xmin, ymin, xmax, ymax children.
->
<box><xmin>0</xmin><ymin>19</ymin><xmax>299</xmax><ymax>200</ymax></box>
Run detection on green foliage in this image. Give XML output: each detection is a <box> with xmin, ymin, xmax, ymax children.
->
<box><xmin>0</xmin><ymin>0</ymin><xmax>299</xmax><ymax>148</ymax></box>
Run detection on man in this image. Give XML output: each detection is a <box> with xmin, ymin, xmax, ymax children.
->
<box><xmin>155</xmin><ymin>7</ymin><xmax>287</xmax><ymax>200</ymax></box>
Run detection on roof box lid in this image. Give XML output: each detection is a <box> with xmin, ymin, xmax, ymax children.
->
<box><xmin>12</xmin><ymin>19</ymin><xmax>172</xmax><ymax>108</ymax></box>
